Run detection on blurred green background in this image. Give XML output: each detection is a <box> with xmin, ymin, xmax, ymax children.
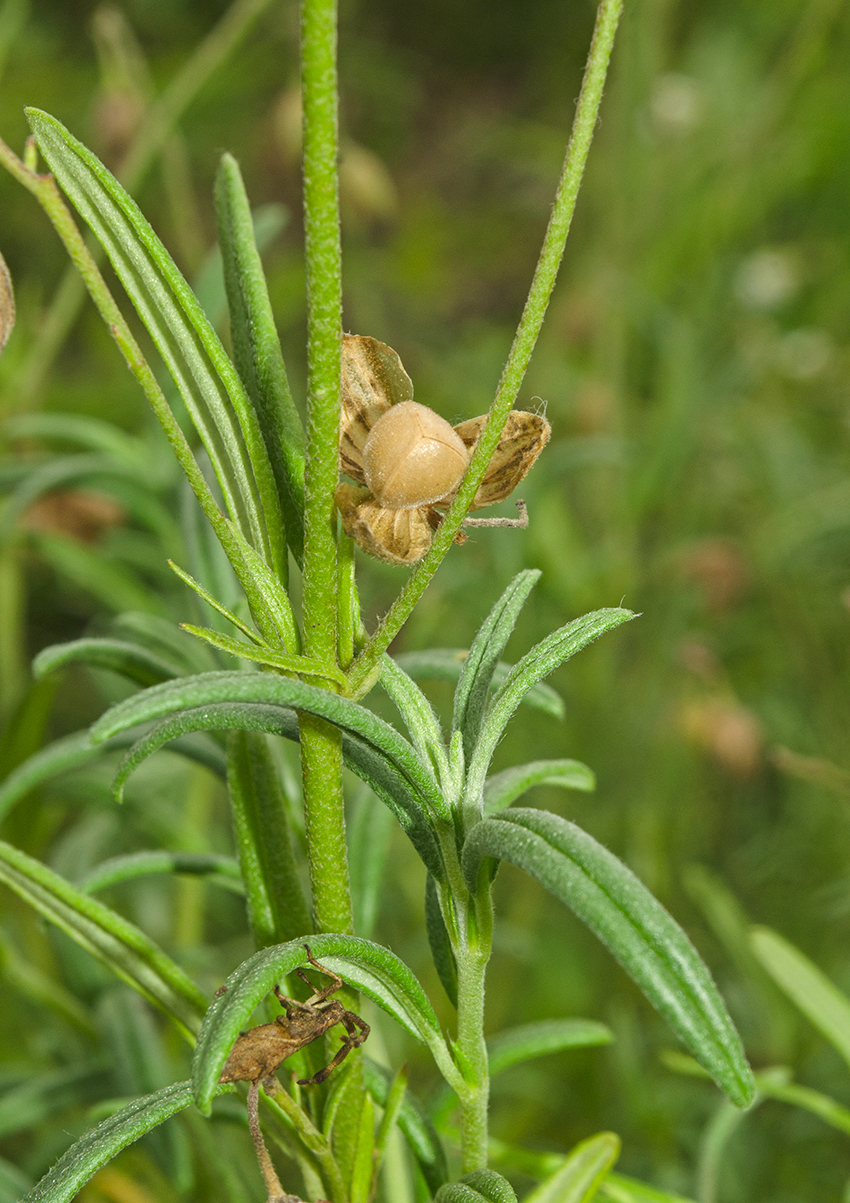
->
<box><xmin>2</xmin><ymin>0</ymin><xmax>850</xmax><ymax>1200</ymax></box>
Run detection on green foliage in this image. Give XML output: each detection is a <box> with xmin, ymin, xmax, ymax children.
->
<box><xmin>3</xmin><ymin>0</ymin><xmax>846</xmax><ymax>1198</ymax></box>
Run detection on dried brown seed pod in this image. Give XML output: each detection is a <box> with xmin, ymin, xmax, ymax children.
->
<box><xmin>338</xmin><ymin>334</ymin><xmax>550</xmax><ymax>564</ymax></box>
<box><xmin>0</xmin><ymin>250</ymin><xmax>15</xmax><ymax>355</ymax></box>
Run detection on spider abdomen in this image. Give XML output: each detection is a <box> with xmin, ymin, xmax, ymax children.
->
<box><xmin>363</xmin><ymin>400</ymin><xmax>469</xmax><ymax>509</ymax></box>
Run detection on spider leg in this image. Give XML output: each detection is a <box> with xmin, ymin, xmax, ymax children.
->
<box><xmin>299</xmin><ymin>944</ymin><xmax>344</xmax><ymax>1005</ymax></box>
<box><xmin>296</xmin><ymin>1011</ymin><xmax>370</xmax><ymax>1086</ymax></box>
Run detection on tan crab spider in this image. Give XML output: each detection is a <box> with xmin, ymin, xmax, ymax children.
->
<box><xmin>336</xmin><ymin>335</ymin><xmax>550</xmax><ymax>565</ymax></box>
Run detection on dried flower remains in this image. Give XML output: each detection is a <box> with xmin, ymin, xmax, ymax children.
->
<box><xmin>337</xmin><ymin>334</ymin><xmax>550</xmax><ymax>564</ymax></box>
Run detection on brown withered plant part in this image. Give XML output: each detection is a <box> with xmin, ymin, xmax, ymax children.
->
<box><xmin>337</xmin><ymin>334</ymin><xmax>550</xmax><ymax>564</ymax></box>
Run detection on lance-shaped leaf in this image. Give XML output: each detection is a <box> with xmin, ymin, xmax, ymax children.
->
<box><xmin>192</xmin><ymin>935</ymin><xmax>449</xmax><ymax>1113</ymax></box>
<box><xmin>0</xmin><ymin>841</ymin><xmax>207</xmax><ymax>1037</ymax></box>
<box><xmin>524</xmin><ymin>1132</ymin><xmax>620</xmax><ymax>1203</ymax></box>
<box><xmin>751</xmin><ymin>926</ymin><xmax>850</xmax><ymax>1072</ymax></box>
<box><xmin>0</xmin><ymin>728</ymin><xmax>225</xmax><ymax>825</ymax></box>
<box><xmin>463</xmin><ymin>810</ymin><xmax>754</xmax><ymax>1108</ymax></box>
<box><xmin>26</xmin><ymin>109</ymin><xmax>285</xmax><ymax>577</ymax></box>
<box><xmin>426</xmin><ymin>873</ymin><xmax>458</xmax><ymax>1007</ymax></box>
<box><xmin>488</xmin><ymin>1018</ymin><xmax>612</xmax><ymax>1077</ymax></box>
<box><xmin>108</xmin><ymin>702</ymin><xmax>443</xmax><ymax>879</ymax></box>
<box><xmin>33</xmin><ymin>637</ymin><xmax>182</xmax><ymax>687</ymax></box>
<box><xmin>381</xmin><ymin>654</ymin><xmax>448</xmax><ymax>786</ymax></box>
<box><xmin>363</xmin><ymin>1058</ymin><xmax>448</xmax><ymax>1195</ymax></box>
<box><xmin>465</xmin><ymin>609</ymin><xmax>635</xmax><ymax>810</ymax></box>
<box><xmin>396</xmin><ymin>649</ymin><xmax>565</xmax><ymax>720</ymax></box>
<box><xmin>226</xmin><ymin>729</ymin><xmax>311</xmax><ymax>947</ymax></box>
<box><xmin>484</xmin><ymin>759</ymin><xmax>595</xmax><ymax>814</ymax></box>
<box><xmin>79</xmin><ymin>851</ymin><xmax>243</xmax><ymax>896</ymax></box>
<box><xmin>453</xmin><ymin>569</ymin><xmax>540</xmax><ymax>759</ymax></box>
<box><xmin>599</xmin><ymin>1173</ymin><xmax>697</xmax><ymax>1202</ymax></box>
<box><xmin>215</xmin><ymin>152</ymin><xmax>305</xmax><ymax>563</ymax></box>
<box><xmin>20</xmin><ymin>1080</ymin><xmax>232</xmax><ymax>1203</ymax></box>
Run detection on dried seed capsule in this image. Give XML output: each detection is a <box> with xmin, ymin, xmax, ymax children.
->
<box><xmin>363</xmin><ymin>400</ymin><xmax>469</xmax><ymax>509</ymax></box>
<box><xmin>0</xmin><ymin>250</ymin><xmax>15</xmax><ymax>355</ymax></box>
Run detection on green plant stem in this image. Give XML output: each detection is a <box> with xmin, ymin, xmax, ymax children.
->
<box><xmin>454</xmin><ymin>887</ymin><xmax>495</xmax><ymax>1172</ymax></box>
<box><xmin>9</xmin><ymin>0</ymin><xmax>276</xmax><ymax>412</ymax></box>
<box><xmin>298</xmin><ymin>0</ymin><xmax>352</xmax><ymax>938</ymax></box>
<box><xmin>346</xmin><ymin>0</ymin><xmax>623</xmax><ymax>697</ymax></box>
<box><xmin>265</xmin><ymin>1082</ymin><xmax>347</xmax><ymax>1202</ymax></box>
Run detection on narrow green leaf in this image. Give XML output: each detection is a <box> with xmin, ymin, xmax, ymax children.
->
<box><xmin>168</xmin><ymin>557</ymin><xmax>262</xmax><ymax>644</ymax></box>
<box><xmin>484</xmin><ymin>759</ymin><xmax>595</xmax><ymax>814</ymax></box>
<box><xmin>192</xmin><ymin>935</ymin><xmax>446</xmax><ymax>1114</ymax></box>
<box><xmin>751</xmin><ymin>926</ymin><xmax>850</xmax><ymax>1072</ymax></box>
<box><xmin>523</xmin><ymin>1132</ymin><xmax>619</xmax><ymax>1203</ymax></box>
<box><xmin>381</xmin><ymin>653</ymin><xmax>448</xmax><ymax>785</ymax></box>
<box><xmin>79</xmin><ymin>851</ymin><xmax>243</xmax><ymax>896</ymax></box>
<box><xmin>92</xmin><ymin>669</ymin><xmax>448</xmax><ymax>822</ymax></box>
<box><xmin>20</xmin><ymin>1080</ymin><xmax>232</xmax><ymax>1203</ymax></box>
<box><xmin>27</xmin><ymin>108</ymin><xmax>285</xmax><ymax>577</ymax></box>
<box><xmin>372</xmin><ymin>1064</ymin><xmax>408</xmax><ymax>1185</ymax></box>
<box><xmin>226</xmin><ymin>729</ymin><xmax>311</xmax><ymax>947</ymax></box>
<box><xmin>349</xmin><ymin>788</ymin><xmax>394</xmax><ymax>939</ymax></box>
<box><xmin>465</xmin><ymin>609</ymin><xmax>635</xmax><ymax>810</ymax></box>
<box><xmin>5</xmin><ymin>412</ymin><xmax>144</xmax><ymax>462</ymax></box>
<box><xmin>31</xmin><ymin>530</ymin><xmax>165</xmax><ymax>616</ymax></box>
<box><xmin>0</xmin><ymin>730</ymin><xmax>109</xmax><ymax>822</ymax></box>
<box><xmin>182</xmin><ymin>623</ymin><xmax>346</xmax><ymax>688</ymax></box>
<box><xmin>363</xmin><ymin>1058</ymin><xmax>448</xmax><ymax>1196</ymax></box>
<box><xmin>0</xmin><ymin>1154</ymin><xmax>32</xmax><ymax>1202</ymax></box>
<box><xmin>349</xmin><ymin>1088</ymin><xmax>375</xmax><ymax>1203</ymax></box>
<box><xmin>0</xmin><ymin>1063</ymin><xmax>105</xmax><ymax>1140</ymax></box>
<box><xmin>33</xmin><ymin>637</ymin><xmax>180</xmax><ymax>687</ymax></box>
<box><xmin>106</xmin><ymin>701</ymin><xmax>444</xmax><ymax>879</ymax></box>
<box><xmin>0</xmin><ymin>728</ymin><xmax>225</xmax><ymax>825</ymax></box>
<box><xmin>463</xmin><ymin>810</ymin><xmax>754</xmax><ymax>1108</ymax></box>
<box><xmin>453</xmin><ymin>569</ymin><xmax>540</xmax><ymax>759</ymax></box>
<box><xmin>756</xmin><ymin>1070</ymin><xmax>850</xmax><ymax>1137</ymax></box>
<box><xmin>215</xmin><ymin>152</ymin><xmax>305</xmax><ymax>563</ymax></box>
<box><xmin>488</xmin><ymin>1019</ymin><xmax>612</xmax><ymax>1077</ymax></box>
<box><xmin>112</xmin><ymin>610</ymin><xmax>215</xmax><ymax>674</ymax></box>
<box><xmin>599</xmin><ymin>1172</ymin><xmax>697</xmax><ymax>1203</ymax></box>
<box><xmin>425</xmin><ymin>873</ymin><xmax>458</xmax><ymax>1007</ymax></box>
<box><xmin>0</xmin><ymin>840</ymin><xmax>207</xmax><ymax>1036</ymax></box>
<box><xmin>435</xmin><ymin>1170</ymin><xmax>518</xmax><ymax>1203</ymax></box>
<box><xmin>396</xmin><ymin>649</ymin><xmax>564</xmax><ymax>719</ymax></box>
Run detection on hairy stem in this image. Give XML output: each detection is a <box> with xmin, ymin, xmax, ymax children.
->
<box><xmin>347</xmin><ymin>0</ymin><xmax>624</xmax><ymax>696</ymax></box>
<box><xmin>298</xmin><ymin>0</ymin><xmax>352</xmax><ymax>935</ymax></box>
<box><xmin>455</xmin><ymin>887</ymin><xmax>495</xmax><ymax>1172</ymax></box>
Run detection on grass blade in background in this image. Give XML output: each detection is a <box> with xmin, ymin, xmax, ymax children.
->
<box><xmin>487</xmin><ymin>1019</ymin><xmax>613</xmax><ymax>1077</ymax></box>
<box><xmin>215</xmin><ymin>152</ymin><xmax>305</xmax><ymax>563</ymax></box>
<box><xmin>463</xmin><ymin>809</ymin><xmax>754</xmax><ymax>1108</ymax></box>
<box><xmin>751</xmin><ymin>926</ymin><xmax>850</xmax><ymax>1072</ymax></box>
<box><xmin>523</xmin><ymin>1132</ymin><xmax>620</xmax><ymax>1203</ymax></box>
<box><xmin>226</xmin><ymin>729</ymin><xmax>311</xmax><ymax>947</ymax></box>
<box><xmin>0</xmin><ymin>840</ymin><xmax>207</xmax><ymax>1036</ymax></box>
<box><xmin>483</xmin><ymin>759</ymin><xmax>596</xmax><ymax>814</ymax></box>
